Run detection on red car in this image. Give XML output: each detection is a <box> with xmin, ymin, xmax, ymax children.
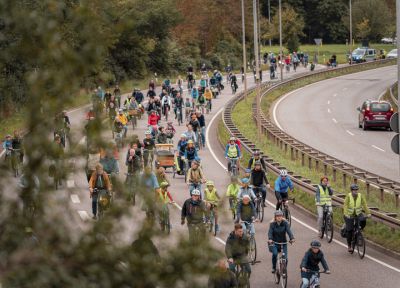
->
<box><xmin>358</xmin><ymin>100</ymin><xmax>394</xmax><ymax>130</ymax></box>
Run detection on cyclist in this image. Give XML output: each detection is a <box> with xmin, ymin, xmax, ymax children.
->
<box><xmin>250</xmin><ymin>161</ymin><xmax>270</xmax><ymax>207</ymax></box>
<box><xmin>300</xmin><ymin>241</ymin><xmax>331</xmax><ymax>288</ymax></box>
<box><xmin>225</xmin><ymin>223</ymin><xmax>251</xmax><ymax>278</ymax></box>
<box><xmin>268</xmin><ymin>210</ymin><xmax>295</xmax><ymax>273</ymax></box>
<box><xmin>165</xmin><ymin>122</ymin><xmax>176</xmax><ymax>143</ymax></box>
<box><xmin>244</xmin><ymin>168</ymin><xmax>251</xmax><ymax>179</ymax></box>
<box><xmin>226</xmin><ymin>177</ymin><xmax>240</xmax><ymax>213</ymax></box>
<box><xmin>176</xmin><ymin>134</ymin><xmax>187</xmax><ymax>175</ymax></box>
<box><xmin>196</xmin><ymin>91</ymin><xmax>206</xmax><ymax>113</ymax></box>
<box><xmin>186</xmin><ymin>159</ymin><xmax>206</xmax><ymax>197</ymax></box>
<box><xmin>204</xmin><ymin>180</ymin><xmax>220</xmax><ymax>232</ymax></box>
<box><xmin>196</xmin><ymin>111</ymin><xmax>206</xmax><ymax>149</ymax></box>
<box><xmin>230</xmin><ymin>73</ymin><xmax>238</xmax><ymax>93</ymax></box>
<box><xmin>156</xmin><ymin>165</ymin><xmax>169</xmax><ymax>187</ymax></box>
<box><xmin>274</xmin><ymin>170</ymin><xmax>294</xmax><ymax>211</ymax></box>
<box><xmin>11</xmin><ymin>130</ymin><xmax>24</xmax><ymax>163</ymax></box>
<box><xmin>181</xmin><ymin>189</ymin><xmax>207</xmax><ymax>242</ymax></box>
<box><xmin>89</xmin><ymin>163</ymin><xmax>112</xmax><ymax>219</ymax></box>
<box><xmin>174</xmin><ymin>92</ymin><xmax>184</xmax><ymax>120</ymax></box>
<box><xmin>208</xmin><ymin>259</ymin><xmax>237</xmax><ymax>288</ymax></box>
<box><xmin>247</xmin><ymin>151</ymin><xmax>267</xmax><ymax>171</ymax></box>
<box><xmin>343</xmin><ymin>184</ymin><xmax>371</xmax><ymax>252</ymax></box>
<box><xmin>148</xmin><ymin>109</ymin><xmax>159</xmax><ymax>128</ymax></box>
<box><xmin>237</xmin><ymin>178</ymin><xmax>256</xmax><ymax>202</ymax></box>
<box><xmin>100</xmin><ymin>149</ymin><xmax>119</xmax><ymax>179</ymax></box>
<box><xmin>156</xmin><ymin>126</ymin><xmax>168</xmax><ymax>144</ymax></box>
<box><xmin>3</xmin><ymin>134</ymin><xmax>12</xmax><ymax>163</ymax></box>
<box><xmin>184</xmin><ymin>124</ymin><xmax>197</xmax><ymax>144</ymax></box>
<box><xmin>143</xmin><ymin>130</ymin><xmax>155</xmax><ymax>167</ymax></box>
<box><xmin>235</xmin><ymin>195</ymin><xmax>257</xmax><ymax>236</ymax></box>
<box><xmin>315</xmin><ymin>176</ymin><xmax>333</xmax><ymax>237</ymax></box>
<box><xmin>116</xmin><ymin>109</ymin><xmax>128</xmax><ymax>138</ymax></box>
<box><xmin>161</xmin><ymin>92</ymin><xmax>172</xmax><ymax>120</ymax></box>
<box><xmin>126</xmin><ymin>148</ymin><xmax>141</xmax><ymax>178</ymax></box>
<box><xmin>184</xmin><ymin>139</ymin><xmax>198</xmax><ymax>169</ymax></box>
<box><xmin>204</xmin><ymin>87</ymin><xmax>213</xmax><ymax>112</ymax></box>
<box><xmin>189</xmin><ymin>114</ymin><xmax>201</xmax><ymax>147</ymax></box>
<box><xmin>225</xmin><ymin>137</ymin><xmax>241</xmax><ymax>174</ymax></box>
<box><xmin>191</xmin><ymin>87</ymin><xmax>199</xmax><ymax>108</ymax></box>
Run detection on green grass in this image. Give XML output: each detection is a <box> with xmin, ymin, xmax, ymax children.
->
<box><xmin>261</xmin><ymin>43</ymin><xmax>396</xmax><ymax>65</ymax></box>
<box><xmin>217</xmin><ymin>60</ymin><xmax>400</xmax><ymax>252</ymax></box>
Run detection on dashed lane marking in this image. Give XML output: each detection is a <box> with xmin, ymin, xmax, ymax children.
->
<box><xmin>77</xmin><ymin>210</ymin><xmax>90</xmax><ymax>221</ymax></box>
<box><xmin>332</xmin><ymin>118</ymin><xmax>338</xmax><ymax>123</ymax></box>
<box><xmin>346</xmin><ymin>130</ymin><xmax>354</xmax><ymax>136</ymax></box>
<box><xmin>327</xmin><ymin>100</ymin><xmax>330</xmax><ymax>105</ymax></box>
<box><xmin>71</xmin><ymin>194</ymin><xmax>80</xmax><ymax>204</ymax></box>
<box><xmin>67</xmin><ymin>180</ymin><xmax>75</xmax><ymax>188</ymax></box>
<box><xmin>328</xmin><ymin>108</ymin><xmax>331</xmax><ymax>113</ymax></box>
<box><xmin>372</xmin><ymin>145</ymin><xmax>385</xmax><ymax>152</ymax></box>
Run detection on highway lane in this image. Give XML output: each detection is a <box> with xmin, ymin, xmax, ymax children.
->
<box><xmin>273</xmin><ymin>66</ymin><xmax>399</xmax><ymax>182</ymax></box>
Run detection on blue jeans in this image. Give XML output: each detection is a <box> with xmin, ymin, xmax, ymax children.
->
<box><xmin>270</xmin><ymin>243</ymin><xmax>287</xmax><ymax>270</ymax></box>
<box><xmin>301</xmin><ymin>278</ymin><xmax>309</xmax><ymax>288</ymax></box>
<box><xmin>91</xmin><ymin>194</ymin><xmax>98</xmax><ymax>216</ymax></box>
<box><xmin>200</xmin><ymin>126</ymin><xmax>206</xmax><ymax>147</ymax></box>
<box><xmin>241</xmin><ymin>222</ymin><xmax>255</xmax><ymax>236</ymax></box>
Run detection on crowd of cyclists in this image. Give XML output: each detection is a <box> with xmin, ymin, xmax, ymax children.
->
<box><xmin>2</xmin><ymin>62</ymin><xmax>373</xmax><ymax>287</ymax></box>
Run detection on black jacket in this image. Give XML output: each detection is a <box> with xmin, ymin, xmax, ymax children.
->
<box><xmin>197</xmin><ymin>114</ymin><xmax>206</xmax><ymax>127</ymax></box>
<box><xmin>250</xmin><ymin>169</ymin><xmax>269</xmax><ymax>187</ymax></box>
<box><xmin>181</xmin><ymin>199</ymin><xmax>206</xmax><ymax>224</ymax></box>
<box><xmin>208</xmin><ymin>270</ymin><xmax>237</xmax><ymax>288</ymax></box>
<box><xmin>225</xmin><ymin>231</ymin><xmax>249</xmax><ymax>259</ymax></box>
<box><xmin>300</xmin><ymin>249</ymin><xmax>329</xmax><ymax>272</ymax></box>
<box><xmin>268</xmin><ymin>220</ymin><xmax>294</xmax><ymax>243</ymax></box>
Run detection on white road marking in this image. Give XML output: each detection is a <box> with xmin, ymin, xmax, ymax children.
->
<box><xmin>78</xmin><ymin>210</ymin><xmax>90</xmax><ymax>221</ymax></box>
<box><xmin>372</xmin><ymin>145</ymin><xmax>385</xmax><ymax>152</ymax></box>
<box><xmin>208</xmin><ymin>108</ymin><xmax>400</xmax><ymax>273</ymax></box>
<box><xmin>327</xmin><ymin>100</ymin><xmax>330</xmax><ymax>105</ymax></box>
<box><xmin>215</xmin><ymin>237</ymin><xmax>226</xmax><ymax>245</ymax></box>
<box><xmin>332</xmin><ymin>118</ymin><xmax>338</xmax><ymax>123</ymax></box>
<box><xmin>70</xmin><ymin>194</ymin><xmax>81</xmax><ymax>204</ymax></box>
<box><xmin>343</xmin><ymin>87</ymin><xmax>348</xmax><ymax>91</ymax></box>
<box><xmin>378</xmin><ymin>89</ymin><xmax>387</xmax><ymax>101</ymax></box>
<box><xmin>206</xmin><ymin>107</ymin><xmax>228</xmax><ymax>171</ymax></box>
<box><xmin>333</xmin><ymin>93</ymin><xmax>337</xmax><ymax>97</ymax></box>
<box><xmin>327</xmin><ymin>108</ymin><xmax>331</xmax><ymax>113</ymax></box>
<box><xmin>79</xmin><ymin>136</ymin><xmax>86</xmax><ymax>145</ymax></box>
<box><xmin>346</xmin><ymin>130</ymin><xmax>354</xmax><ymax>136</ymax></box>
<box><xmin>67</xmin><ymin>180</ymin><xmax>75</xmax><ymax>188</ymax></box>
<box><xmin>273</xmin><ymin>87</ymin><xmax>305</xmax><ymax>130</ymax></box>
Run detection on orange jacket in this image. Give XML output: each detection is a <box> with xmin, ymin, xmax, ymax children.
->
<box><xmin>89</xmin><ymin>172</ymin><xmax>112</xmax><ymax>191</ymax></box>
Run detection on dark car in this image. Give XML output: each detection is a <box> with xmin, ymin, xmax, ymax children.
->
<box><xmin>358</xmin><ymin>100</ymin><xmax>394</xmax><ymax>130</ymax></box>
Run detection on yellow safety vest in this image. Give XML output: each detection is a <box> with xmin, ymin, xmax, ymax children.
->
<box><xmin>347</xmin><ymin>193</ymin><xmax>362</xmax><ymax>216</ymax></box>
<box><xmin>205</xmin><ymin>188</ymin><xmax>219</xmax><ymax>205</ymax></box>
<box><xmin>227</xmin><ymin>145</ymin><xmax>238</xmax><ymax>158</ymax></box>
<box><xmin>159</xmin><ymin>191</ymin><xmax>169</xmax><ymax>204</ymax></box>
<box><xmin>318</xmin><ymin>185</ymin><xmax>332</xmax><ymax>205</ymax></box>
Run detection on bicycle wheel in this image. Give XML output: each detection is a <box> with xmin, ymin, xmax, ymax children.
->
<box><xmin>285</xmin><ymin>208</ymin><xmax>291</xmax><ymax>227</ymax></box>
<box><xmin>249</xmin><ymin>235</ymin><xmax>257</xmax><ymax>264</ymax></box>
<box><xmin>208</xmin><ymin>213</ymin><xmax>214</xmax><ymax>234</ymax></box>
<box><xmin>280</xmin><ymin>261</ymin><xmax>287</xmax><ymax>288</ymax></box>
<box><xmin>350</xmin><ymin>234</ymin><xmax>356</xmax><ymax>254</ymax></box>
<box><xmin>239</xmin><ymin>270</ymin><xmax>251</xmax><ymax>288</ymax></box>
<box><xmin>165</xmin><ymin>210</ymin><xmax>171</xmax><ymax>235</ymax></box>
<box><xmin>274</xmin><ymin>270</ymin><xmax>281</xmax><ymax>284</ymax></box>
<box><xmin>259</xmin><ymin>201</ymin><xmax>264</xmax><ymax>223</ymax></box>
<box><xmin>326</xmin><ymin>214</ymin><xmax>334</xmax><ymax>243</ymax></box>
<box><xmin>357</xmin><ymin>232</ymin><xmax>366</xmax><ymax>259</ymax></box>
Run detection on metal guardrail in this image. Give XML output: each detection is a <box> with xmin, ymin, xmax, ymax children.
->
<box><xmin>223</xmin><ymin>59</ymin><xmax>400</xmax><ymax>229</ymax></box>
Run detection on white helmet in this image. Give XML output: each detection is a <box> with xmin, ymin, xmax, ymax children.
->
<box><xmin>145</xmin><ymin>130</ymin><xmax>152</xmax><ymax>135</ymax></box>
<box><xmin>191</xmin><ymin>189</ymin><xmax>201</xmax><ymax>196</ymax></box>
<box><xmin>180</xmin><ymin>133</ymin><xmax>187</xmax><ymax>138</ymax></box>
<box><xmin>280</xmin><ymin>169</ymin><xmax>288</xmax><ymax>177</ymax></box>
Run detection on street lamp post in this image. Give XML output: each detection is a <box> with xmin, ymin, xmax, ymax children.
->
<box><xmin>242</xmin><ymin>0</ymin><xmax>248</xmax><ymax>101</ymax></box>
<box><xmin>268</xmin><ymin>0</ymin><xmax>271</xmax><ymax>47</ymax></box>
<box><xmin>397</xmin><ymin>0</ymin><xmax>400</xmax><ymax>174</ymax></box>
<box><xmin>279</xmin><ymin>0</ymin><xmax>283</xmax><ymax>81</ymax></box>
<box><xmin>253</xmin><ymin>0</ymin><xmax>261</xmax><ymax>140</ymax></box>
<box><xmin>349</xmin><ymin>0</ymin><xmax>353</xmax><ymax>65</ymax></box>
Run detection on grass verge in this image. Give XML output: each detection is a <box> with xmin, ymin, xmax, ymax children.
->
<box><xmin>217</xmin><ymin>64</ymin><xmax>400</xmax><ymax>252</ymax></box>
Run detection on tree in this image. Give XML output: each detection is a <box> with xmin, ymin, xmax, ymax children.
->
<box><xmin>356</xmin><ymin>18</ymin><xmax>372</xmax><ymax>41</ymax></box>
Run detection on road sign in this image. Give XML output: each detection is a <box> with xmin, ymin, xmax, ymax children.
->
<box><xmin>391</xmin><ymin>134</ymin><xmax>400</xmax><ymax>154</ymax></box>
<box><xmin>390</xmin><ymin>112</ymin><xmax>399</xmax><ymax>133</ymax></box>
<box><xmin>314</xmin><ymin>38</ymin><xmax>322</xmax><ymax>46</ymax></box>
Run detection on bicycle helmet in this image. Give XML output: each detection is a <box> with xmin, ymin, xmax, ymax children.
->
<box><xmin>160</xmin><ymin>181</ymin><xmax>169</xmax><ymax>188</ymax></box>
<box><xmin>187</xmin><ymin>140</ymin><xmax>194</xmax><ymax>144</ymax></box>
<box><xmin>242</xmin><ymin>195</ymin><xmax>251</xmax><ymax>200</ymax></box>
<box><xmin>191</xmin><ymin>189</ymin><xmax>201</xmax><ymax>196</ymax></box>
<box><xmin>118</xmin><ymin>109</ymin><xmax>123</xmax><ymax>113</ymax></box>
<box><xmin>229</xmin><ymin>137</ymin><xmax>236</xmax><ymax>142</ymax></box>
<box><xmin>241</xmin><ymin>178</ymin><xmax>250</xmax><ymax>184</ymax></box>
<box><xmin>145</xmin><ymin>130</ymin><xmax>151</xmax><ymax>135</ymax></box>
<box><xmin>180</xmin><ymin>133</ymin><xmax>187</xmax><ymax>138</ymax></box>
<box><xmin>310</xmin><ymin>240</ymin><xmax>321</xmax><ymax>248</ymax></box>
<box><xmin>350</xmin><ymin>184</ymin><xmax>359</xmax><ymax>191</ymax></box>
<box><xmin>279</xmin><ymin>170</ymin><xmax>288</xmax><ymax>177</ymax></box>
<box><xmin>206</xmin><ymin>180</ymin><xmax>214</xmax><ymax>186</ymax></box>
<box><xmin>274</xmin><ymin>210</ymin><xmax>284</xmax><ymax>216</ymax></box>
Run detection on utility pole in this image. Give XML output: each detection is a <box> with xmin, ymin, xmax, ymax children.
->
<box><xmin>279</xmin><ymin>0</ymin><xmax>283</xmax><ymax>81</ymax></box>
<box><xmin>242</xmin><ymin>0</ymin><xmax>248</xmax><ymax>102</ymax></box>
<box><xmin>397</xmin><ymin>0</ymin><xmax>400</xmax><ymax>174</ymax></box>
<box><xmin>257</xmin><ymin>0</ymin><xmax>262</xmax><ymax>65</ymax></box>
<box><xmin>268</xmin><ymin>0</ymin><xmax>271</xmax><ymax>47</ymax></box>
<box><xmin>349</xmin><ymin>0</ymin><xmax>353</xmax><ymax>65</ymax></box>
<box><xmin>253</xmin><ymin>0</ymin><xmax>261</xmax><ymax>140</ymax></box>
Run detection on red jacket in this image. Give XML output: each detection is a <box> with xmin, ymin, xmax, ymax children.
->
<box><xmin>148</xmin><ymin>114</ymin><xmax>159</xmax><ymax>125</ymax></box>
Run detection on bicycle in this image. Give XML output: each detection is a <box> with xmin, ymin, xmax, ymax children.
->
<box><xmin>231</xmin><ymin>82</ymin><xmax>238</xmax><ymax>94</ymax></box>
<box><xmin>163</xmin><ymin>104</ymin><xmax>170</xmax><ymax>121</ymax></box>
<box><xmin>229</xmin><ymin>196</ymin><xmax>237</xmax><ymax>220</ymax></box>
<box><xmin>11</xmin><ymin>149</ymin><xmax>22</xmax><ymax>177</ymax></box>
<box><xmin>301</xmin><ymin>270</ymin><xmax>328</xmax><ymax>288</ymax></box>
<box><xmin>278</xmin><ymin>197</ymin><xmax>294</xmax><ymax>227</ymax></box>
<box><xmin>227</xmin><ymin>157</ymin><xmax>239</xmax><ymax>177</ymax></box>
<box><xmin>317</xmin><ymin>204</ymin><xmax>334</xmax><ymax>243</ymax></box>
<box><xmin>94</xmin><ymin>188</ymin><xmax>112</xmax><ymax>220</ymax></box>
<box><xmin>269</xmin><ymin>242</ymin><xmax>288</xmax><ymax>288</ymax></box>
<box><xmin>176</xmin><ymin>107</ymin><xmax>183</xmax><ymax>125</ymax></box>
<box><xmin>233</xmin><ymin>260</ymin><xmax>251</xmax><ymax>288</ymax></box>
<box><xmin>206</xmin><ymin>100</ymin><xmax>212</xmax><ymax>114</ymax></box>
<box><xmin>159</xmin><ymin>202</ymin><xmax>172</xmax><ymax>234</ymax></box>
<box><xmin>253</xmin><ymin>187</ymin><xmax>265</xmax><ymax>222</ymax></box>
<box><xmin>188</xmin><ymin>222</ymin><xmax>206</xmax><ymax>243</ymax></box>
<box><xmin>349</xmin><ymin>215</ymin><xmax>366</xmax><ymax>259</ymax></box>
<box><xmin>241</xmin><ymin>220</ymin><xmax>257</xmax><ymax>264</ymax></box>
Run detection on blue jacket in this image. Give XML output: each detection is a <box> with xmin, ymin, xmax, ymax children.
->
<box><xmin>177</xmin><ymin>140</ymin><xmax>187</xmax><ymax>156</ymax></box>
<box><xmin>224</xmin><ymin>144</ymin><xmax>241</xmax><ymax>158</ymax></box>
<box><xmin>268</xmin><ymin>220</ymin><xmax>294</xmax><ymax>243</ymax></box>
<box><xmin>191</xmin><ymin>89</ymin><xmax>199</xmax><ymax>99</ymax></box>
<box><xmin>236</xmin><ymin>202</ymin><xmax>256</xmax><ymax>222</ymax></box>
<box><xmin>274</xmin><ymin>176</ymin><xmax>294</xmax><ymax>194</ymax></box>
<box><xmin>184</xmin><ymin>147</ymin><xmax>198</xmax><ymax>161</ymax></box>
<box><xmin>300</xmin><ymin>249</ymin><xmax>329</xmax><ymax>278</ymax></box>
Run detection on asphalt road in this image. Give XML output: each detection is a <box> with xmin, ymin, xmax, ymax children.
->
<box><xmin>273</xmin><ymin>65</ymin><xmax>399</xmax><ymax>182</ymax></box>
<box><xmin>7</xmin><ymin>64</ymin><xmax>400</xmax><ymax>287</ymax></box>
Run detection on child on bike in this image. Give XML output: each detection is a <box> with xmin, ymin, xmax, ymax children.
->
<box><xmin>226</xmin><ymin>177</ymin><xmax>240</xmax><ymax>215</ymax></box>
<box><xmin>204</xmin><ymin>180</ymin><xmax>220</xmax><ymax>232</ymax></box>
<box><xmin>300</xmin><ymin>241</ymin><xmax>330</xmax><ymax>288</ymax></box>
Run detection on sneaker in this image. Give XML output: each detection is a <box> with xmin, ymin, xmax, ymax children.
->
<box><xmin>271</xmin><ymin>269</ymin><xmax>276</xmax><ymax>274</ymax></box>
